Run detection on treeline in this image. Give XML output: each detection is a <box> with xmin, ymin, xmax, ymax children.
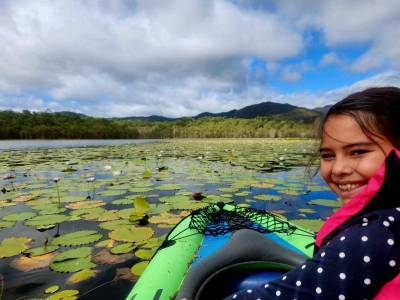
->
<box><xmin>0</xmin><ymin>110</ymin><xmax>321</xmax><ymax>139</ymax></box>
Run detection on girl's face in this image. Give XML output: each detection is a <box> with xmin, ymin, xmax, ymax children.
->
<box><xmin>320</xmin><ymin>114</ymin><xmax>394</xmax><ymax>204</ymax></box>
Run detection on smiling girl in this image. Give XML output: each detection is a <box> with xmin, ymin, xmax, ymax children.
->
<box><xmin>223</xmin><ymin>87</ymin><xmax>400</xmax><ymax>299</ymax></box>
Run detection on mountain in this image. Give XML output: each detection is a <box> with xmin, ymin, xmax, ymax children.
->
<box><xmin>121</xmin><ymin>101</ymin><xmax>326</xmax><ymax>124</ymax></box>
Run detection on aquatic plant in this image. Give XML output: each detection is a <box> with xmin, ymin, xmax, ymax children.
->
<box><xmin>3</xmin><ymin>173</ymin><xmax>15</xmax><ymax>191</ymax></box>
<box><xmin>52</xmin><ymin>178</ymin><xmax>61</xmax><ymax>208</ymax></box>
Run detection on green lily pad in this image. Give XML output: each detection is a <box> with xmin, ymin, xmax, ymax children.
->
<box><xmin>99</xmin><ymin>220</ymin><xmax>134</xmax><ymax>231</ymax></box>
<box><xmin>67</xmin><ymin>269</ymin><xmax>99</xmax><ymax>284</ymax></box>
<box><xmin>307</xmin><ymin>199</ymin><xmax>343</xmax><ymax>207</ymax></box>
<box><xmin>45</xmin><ymin>286</ymin><xmax>60</xmax><ymax>294</ymax></box>
<box><xmin>50</xmin><ymin>247</ymin><xmax>95</xmax><ymax>273</ymax></box>
<box><xmin>111</xmin><ymin>243</ymin><xmax>136</xmax><ymax>254</ymax></box>
<box><xmin>135</xmin><ymin>247</ymin><xmax>157</xmax><ymax>260</ymax></box>
<box><xmin>52</xmin><ymin>230</ymin><xmax>103</xmax><ymax>246</ymax></box>
<box><xmin>253</xmin><ymin>194</ymin><xmax>282</xmax><ymax>201</ymax></box>
<box><xmin>24</xmin><ymin>245</ymin><xmax>60</xmax><ymax>257</ymax></box>
<box><xmin>0</xmin><ymin>220</ymin><xmax>16</xmax><ymax>229</ymax></box>
<box><xmin>109</xmin><ymin>227</ymin><xmax>154</xmax><ymax>243</ymax></box>
<box><xmin>131</xmin><ymin>261</ymin><xmax>148</xmax><ymax>276</ymax></box>
<box><xmin>0</xmin><ymin>237</ymin><xmax>33</xmax><ymax>258</ymax></box>
<box><xmin>24</xmin><ymin>214</ymin><xmax>70</xmax><ymax>226</ymax></box>
<box><xmin>45</xmin><ymin>289</ymin><xmax>79</xmax><ymax>299</ymax></box>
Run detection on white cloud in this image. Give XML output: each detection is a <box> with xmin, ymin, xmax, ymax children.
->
<box><xmin>1</xmin><ymin>0</ymin><xmax>400</xmax><ymax>118</ymax></box>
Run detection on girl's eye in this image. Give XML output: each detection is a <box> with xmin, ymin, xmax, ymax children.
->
<box><xmin>321</xmin><ymin>153</ymin><xmax>334</xmax><ymax>159</ymax></box>
<box><xmin>351</xmin><ymin>150</ymin><xmax>369</xmax><ymax>156</ymax></box>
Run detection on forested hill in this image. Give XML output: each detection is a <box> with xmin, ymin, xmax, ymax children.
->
<box><xmin>0</xmin><ymin>101</ymin><xmax>327</xmax><ymax>140</ymax></box>
<box><xmin>123</xmin><ymin>101</ymin><xmax>326</xmax><ymax>123</ymax></box>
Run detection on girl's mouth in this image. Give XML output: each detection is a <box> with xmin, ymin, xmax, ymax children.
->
<box><xmin>338</xmin><ymin>183</ymin><xmax>362</xmax><ymax>191</ymax></box>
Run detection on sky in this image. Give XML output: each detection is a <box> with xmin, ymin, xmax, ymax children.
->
<box><xmin>1</xmin><ymin>0</ymin><xmax>400</xmax><ymax>118</ymax></box>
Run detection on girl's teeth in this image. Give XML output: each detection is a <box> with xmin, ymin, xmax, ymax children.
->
<box><xmin>338</xmin><ymin>184</ymin><xmax>360</xmax><ymax>191</ymax></box>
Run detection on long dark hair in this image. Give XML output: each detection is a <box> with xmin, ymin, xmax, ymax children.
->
<box><xmin>308</xmin><ymin>86</ymin><xmax>400</xmax><ymax>173</ymax></box>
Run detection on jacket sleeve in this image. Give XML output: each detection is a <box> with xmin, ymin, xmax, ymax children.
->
<box><xmin>223</xmin><ymin>211</ymin><xmax>400</xmax><ymax>300</ymax></box>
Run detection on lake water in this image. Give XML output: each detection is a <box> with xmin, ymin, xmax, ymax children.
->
<box><xmin>0</xmin><ymin>139</ymin><xmax>163</xmax><ymax>150</ymax></box>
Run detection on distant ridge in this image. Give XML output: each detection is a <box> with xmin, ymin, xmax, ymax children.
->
<box><xmin>121</xmin><ymin>101</ymin><xmax>326</xmax><ymax>123</ymax></box>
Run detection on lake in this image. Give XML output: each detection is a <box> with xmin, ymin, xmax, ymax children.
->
<box><xmin>0</xmin><ymin>139</ymin><xmax>337</xmax><ymax>299</ymax></box>
<box><xmin>0</xmin><ymin>139</ymin><xmax>163</xmax><ymax>150</ymax></box>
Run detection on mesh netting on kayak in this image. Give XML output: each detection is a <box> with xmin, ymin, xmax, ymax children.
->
<box><xmin>188</xmin><ymin>202</ymin><xmax>306</xmax><ymax>237</ymax></box>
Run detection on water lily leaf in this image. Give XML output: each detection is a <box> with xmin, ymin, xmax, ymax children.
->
<box><xmin>135</xmin><ymin>247</ymin><xmax>157</xmax><ymax>260</ymax></box>
<box><xmin>97</xmin><ymin>190</ymin><xmax>126</xmax><ymax>197</ymax></box>
<box><xmin>109</xmin><ymin>227</ymin><xmax>154</xmax><ymax>243</ymax></box>
<box><xmin>148</xmin><ymin>212</ymin><xmax>182</xmax><ymax>225</ymax></box>
<box><xmin>0</xmin><ymin>201</ymin><xmax>17</xmax><ymax>208</ymax></box>
<box><xmin>131</xmin><ymin>182</ymin><xmax>154</xmax><ymax>188</ymax></box>
<box><xmin>116</xmin><ymin>208</ymin><xmax>136</xmax><ymax>219</ymax></box>
<box><xmin>52</xmin><ymin>230</ymin><xmax>103</xmax><ymax>246</ymax></box>
<box><xmin>203</xmin><ymin>195</ymin><xmax>234</xmax><ymax>204</ymax></box>
<box><xmin>111</xmin><ymin>199</ymin><xmax>133</xmax><ymax>205</ymax></box>
<box><xmin>253</xmin><ymin>194</ymin><xmax>282</xmax><ymax>201</ymax></box>
<box><xmin>147</xmin><ymin>203</ymin><xmax>172</xmax><ymax>214</ymax></box>
<box><xmin>50</xmin><ymin>247</ymin><xmax>95</xmax><ymax>273</ymax></box>
<box><xmin>142</xmin><ymin>168</ymin><xmax>152</xmax><ymax>179</ymax></box>
<box><xmin>13</xmin><ymin>189</ymin><xmax>41</xmax><ymax>202</ymax></box>
<box><xmin>98</xmin><ymin>220</ymin><xmax>133</xmax><ymax>231</ymax></box>
<box><xmin>66</xmin><ymin>200</ymin><xmax>106</xmax><ymax>210</ymax></box>
<box><xmin>134</xmin><ymin>197</ymin><xmax>149</xmax><ymax>216</ymax></box>
<box><xmin>69</xmin><ymin>207</ymin><xmax>106</xmax><ymax>216</ymax></box>
<box><xmin>155</xmin><ymin>184</ymin><xmax>182</xmax><ymax>191</ymax></box>
<box><xmin>170</xmin><ymin>201</ymin><xmax>209</xmax><ymax>210</ymax></box>
<box><xmin>92</xmin><ymin>248</ymin><xmax>135</xmax><ymax>265</ymax></box>
<box><xmin>0</xmin><ymin>237</ymin><xmax>33</xmax><ymax>258</ymax></box>
<box><xmin>40</xmin><ymin>207</ymin><xmax>67</xmax><ymax>215</ymax></box>
<box><xmin>66</xmin><ymin>269</ymin><xmax>99</xmax><ymax>284</ymax></box>
<box><xmin>0</xmin><ymin>220</ymin><xmax>16</xmax><ymax>229</ymax></box>
<box><xmin>81</xmin><ymin>210</ymin><xmax>120</xmax><ymax>221</ymax></box>
<box><xmin>128</xmin><ymin>187</ymin><xmax>153</xmax><ymax>193</ymax></box>
<box><xmin>24</xmin><ymin>245</ymin><xmax>60</xmax><ymax>256</ymax></box>
<box><xmin>298</xmin><ymin>208</ymin><xmax>316</xmax><ymax>213</ymax></box>
<box><xmin>158</xmin><ymin>195</ymin><xmax>190</xmax><ymax>203</ymax></box>
<box><xmin>131</xmin><ymin>261</ymin><xmax>148</xmax><ymax>276</ymax></box>
<box><xmin>45</xmin><ymin>289</ymin><xmax>79</xmax><ymax>300</ymax></box>
<box><xmin>217</xmin><ymin>187</ymin><xmax>239</xmax><ymax>192</ymax></box>
<box><xmin>95</xmin><ymin>239</ymin><xmax>115</xmax><ymax>248</ymax></box>
<box><xmin>24</xmin><ymin>214</ymin><xmax>70</xmax><ymax>226</ymax></box>
<box><xmin>25</xmin><ymin>198</ymin><xmax>54</xmax><ymax>206</ymax></box>
<box><xmin>290</xmin><ymin>219</ymin><xmax>324</xmax><ymax>233</ymax></box>
<box><xmin>307</xmin><ymin>199</ymin><xmax>342</xmax><ymax>207</ymax></box>
<box><xmin>10</xmin><ymin>252</ymin><xmax>58</xmax><ymax>271</ymax></box>
<box><xmin>111</xmin><ymin>242</ymin><xmax>136</xmax><ymax>254</ymax></box>
<box><xmin>59</xmin><ymin>196</ymin><xmax>88</xmax><ymax>203</ymax></box>
<box><xmin>36</xmin><ymin>224</ymin><xmax>56</xmax><ymax>231</ymax></box>
<box><xmin>45</xmin><ymin>286</ymin><xmax>60</xmax><ymax>294</ymax></box>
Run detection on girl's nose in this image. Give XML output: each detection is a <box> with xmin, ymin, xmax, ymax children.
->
<box><xmin>331</xmin><ymin>157</ymin><xmax>355</xmax><ymax>176</ymax></box>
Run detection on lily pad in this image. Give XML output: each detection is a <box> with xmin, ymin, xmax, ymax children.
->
<box><xmin>66</xmin><ymin>269</ymin><xmax>99</xmax><ymax>284</ymax></box>
<box><xmin>131</xmin><ymin>261</ymin><xmax>148</xmax><ymax>276</ymax></box>
<box><xmin>109</xmin><ymin>227</ymin><xmax>154</xmax><ymax>243</ymax></box>
<box><xmin>52</xmin><ymin>230</ymin><xmax>103</xmax><ymax>246</ymax></box>
<box><xmin>0</xmin><ymin>237</ymin><xmax>33</xmax><ymax>258</ymax></box>
<box><xmin>45</xmin><ymin>289</ymin><xmax>79</xmax><ymax>300</ymax></box>
<box><xmin>111</xmin><ymin>243</ymin><xmax>136</xmax><ymax>254</ymax></box>
<box><xmin>50</xmin><ymin>247</ymin><xmax>95</xmax><ymax>273</ymax></box>
<box><xmin>24</xmin><ymin>214</ymin><xmax>70</xmax><ymax>226</ymax></box>
<box><xmin>24</xmin><ymin>245</ymin><xmax>60</xmax><ymax>257</ymax></box>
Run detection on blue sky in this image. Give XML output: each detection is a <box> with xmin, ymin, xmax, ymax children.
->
<box><xmin>1</xmin><ymin>0</ymin><xmax>400</xmax><ymax>118</ymax></box>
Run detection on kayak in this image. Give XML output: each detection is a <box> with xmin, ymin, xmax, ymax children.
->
<box><xmin>125</xmin><ymin>202</ymin><xmax>316</xmax><ymax>300</ymax></box>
